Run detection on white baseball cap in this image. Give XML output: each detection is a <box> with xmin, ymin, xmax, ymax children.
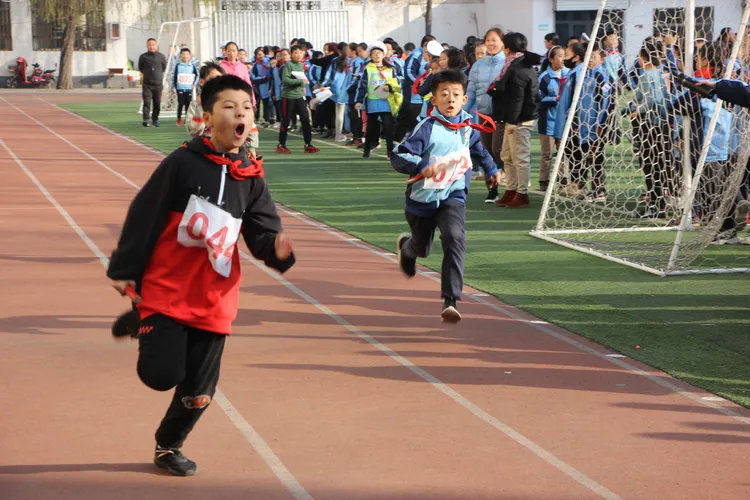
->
<box><xmin>369</xmin><ymin>41</ymin><xmax>387</xmax><ymax>56</ymax></box>
<box><xmin>426</xmin><ymin>40</ymin><xmax>443</xmax><ymax>57</ymax></box>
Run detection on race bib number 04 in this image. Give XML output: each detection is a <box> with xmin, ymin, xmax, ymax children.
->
<box><xmin>422</xmin><ymin>148</ymin><xmax>472</xmax><ymax>190</ymax></box>
<box><xmin>177</xmin><ymin>194</ymin><xmax>242</xmax><ymax>278</ymax></box>
<box><xmin>177</xmin><ymin>73</ymin><xmax>195</xmax><ymax>85</ymax></box>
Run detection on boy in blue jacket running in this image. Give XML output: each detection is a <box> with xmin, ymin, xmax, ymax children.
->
<box><xmin>391</xmin><ymin>69</ymin><xmax>501</xmax><ymax>323</ymax></box>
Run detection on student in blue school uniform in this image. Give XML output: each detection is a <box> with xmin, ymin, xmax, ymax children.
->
<box><xmin>251</xmin><ymin>47</ymin><xmax>274</xmax><ymax>127</ymax></box>
<box><xmin>391</xmin><ymin>69</ymin><xmax>501</xmax><ymax>323</ymax></box>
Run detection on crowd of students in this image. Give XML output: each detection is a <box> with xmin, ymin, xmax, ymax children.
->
<box><xmin>156</xmin><ymin>25</ymin><xmax>749</xmax><ymax>238</ymax></box>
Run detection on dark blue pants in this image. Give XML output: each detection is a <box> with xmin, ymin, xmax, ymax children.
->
<box><xmin>402</xmin><ymin>200</ymin><xmax>466</xmax><ymax>300</ymax></box>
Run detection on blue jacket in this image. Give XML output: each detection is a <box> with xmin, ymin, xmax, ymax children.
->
<box><xmin>324</xmin><ymin>60</ymin><xmax>352</xmax><ymax>105</ymax></box>
<box><xmin>347</xmin><ymin>56</ymin><xmax>366</xmax><ymax>105</ymax></box>
<box><xmin>626</xmin><ymin>66</ymin><xmax>670</xmax><ymax>125</ymax></box>
<box><xmin>715</xmin><ymin>79</ymin><xmax>750</xmax><ymax>108</ymax></box>
<box><xmin>405</xmin><ymin>48</ymin><xmax>427</xmax><ymax>104</ymax></box>
<box><xmin>602</xmin><ymin>51</ymin><xmax>624</xmax><ymax>84</ymax></box>
<box><xmin>554</xmin><ymin>63</ymin><xmax>586</xmax><ymax>140</ymax></box>
<box><xmin>464</xmin><ymin>52</ymin><xmax>506</xmax><ymax>115</ymax></box>
<box><xmin>576</xmin><ymin>65</ymin><xmax>614</xmax><ymax>145</ymax></box>
<box><xmin>251</xmin><ymin>58</ymin><xmax>272</xmax><ymax>99</ymax></box>
<box><xmin>391</xmin><ymin>109</ymin><xmax>498</xmax><ymax>216</ymax></box>
<box><xmin>173</xmin><ymin>61</ymin><xmax>199</xmax><ymax>92</ymax></box>
<box><xmin>537</xmin><ymin>66</ymin><xmax>568</xmax><ymax>136</ymax></box>
<box><xmin>271</xmin><ymin>65</ymin><xmax>283</xmax><ymax>100</ymax></box>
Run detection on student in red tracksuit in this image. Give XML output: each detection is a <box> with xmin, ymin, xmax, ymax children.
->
<box><xmin>107</xmin><ymin>74</ymin><xmax>295</xmax><ymax>477</ymax></box>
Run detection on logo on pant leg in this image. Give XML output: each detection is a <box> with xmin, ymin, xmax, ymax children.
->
<box><xmin>182</xmin><ymin>394</ymin><xmax>212</xmax><ymax>409</ymax></box>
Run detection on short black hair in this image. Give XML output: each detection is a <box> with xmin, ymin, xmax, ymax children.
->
<box><xmin>291</xmin><ymin>44</ymin><xmax>305</xmax><ymax>53</ymax></box>
<box><xmin>147</xmin><ymin>38</ymin><xmax>156</xmax><ymax>43</ymax></box>
<box><xmin>224</xmin><ymin>41</ymin><xmax>238</xmax><ymax>51</ymax></box>
<box><xmin>199</xmin><ymin>61</ymin><xmax>225</xmax><ymax>81</ymax></box>
<box><xmin>404</xmin><ymin>42</ymin><xmax>416</xmax><ymax>51</ymax></box>
<box><xmin>545</xmin><ymin>32</ymin><xmax>560</xmax><ymax>44</ymax></box>
<box><xmin>421</xmin><ymin>35</ymin><xmax>436</xmax><ymax>48</ymax></box>
<box><xmin>431</xmin><ymin>68</ymin><xmax>467</xmax><ymax>94</ymax></box>
<box><xmin>180</xmin><ymin>47</ymin><xmax>191</xmax><ymax>54</ymax></box>
<box><xmin>201</xmin><ymin>74</ymin><xmax>254</xmax><ymax>113</ymax></box>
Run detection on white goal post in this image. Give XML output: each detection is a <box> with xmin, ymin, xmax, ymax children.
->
<box><xmin>137</xmin><ymin>19</ymin><xmax>211</xmax><ymax>119</ymax></box>
<box><xmin>530</xmin><ymin>0</ymin><xmax>750</xmax><ymax>276</ymax></box>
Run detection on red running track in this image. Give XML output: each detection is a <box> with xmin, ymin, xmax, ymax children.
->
<box><xmin>0</xmin><ymin>92</ymin><xmax>749</xmax><ymax>500</ymax></box>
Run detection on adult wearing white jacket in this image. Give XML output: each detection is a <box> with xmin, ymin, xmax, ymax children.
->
<box><xmin>465</xmin><ymin>27</ymin><xmax>506</xmax><ymax>202</ymax></box>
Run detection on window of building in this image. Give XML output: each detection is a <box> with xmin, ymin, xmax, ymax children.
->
<box><xmin>653</xmin><ymin>7</ymin><xmax>714</xmax><ymax>44</ymax></box>
<box><xmin>555</xmin><ymin>10</ymin><xmax>625</xmax><ymax>48</ymax></box>
<box><xmin>32</xmin><ymin>1</ymin><xmax>106</xmax><ymax>51</ymax></box>
<box><xmin>0</xmin><ymin>2</ymin><xmax>11</xmax><ymax>51</ymax></box>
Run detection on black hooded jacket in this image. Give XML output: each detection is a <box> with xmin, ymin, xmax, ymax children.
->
<box><xmin>107</xmin><ymin>136</ymin><xmax>295</xmax><ymax>334</ymax></box>
<box><xmin>489</xmin><ymin>51</ymin><xmax>542</xmax><ymax>125</ymax></box>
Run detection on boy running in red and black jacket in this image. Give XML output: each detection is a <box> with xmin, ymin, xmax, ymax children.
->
<box><xmin>107</xmin><ymin>74</ymin><xmax>295</xmax><ymax>477</ymax></box>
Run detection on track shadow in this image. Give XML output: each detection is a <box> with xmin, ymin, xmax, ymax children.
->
<box><xmin>638</xmin><ymin>432</ymin><xmax>750</xmax><ymax>444</ymax></box>
<box><xmin>611</xmin><ymin>402</ymin><xmax>740</xmax><ymax>416</ymax></box>
<box><xmin>0</xmin><ymin>315</ymin><xmax>112</xmax><ymax>335</ymax></box>
<box><xmin>0</xmin><ymin>462</ymin><xmax>158</xmax><ymax>475</ymax></box>
<box><xmin>246</xmin><ymin>362</ymin><xmax>674</xmax><ymax>396</ymax></box>
<box><xmin>0</xmin><ymin>254</ymin><xmax>100</xmax><ymax>264</ymax></box>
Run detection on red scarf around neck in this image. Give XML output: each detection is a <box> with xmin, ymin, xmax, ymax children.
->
<box><xmin>194</xmin><ymin>136</ymin><xmax>264</xmax><ymax>180</ymax></box>
<box><xmin>427</xmin><ymin>107</ymin><xmax>496</xmax><ymax>134</ymax></box>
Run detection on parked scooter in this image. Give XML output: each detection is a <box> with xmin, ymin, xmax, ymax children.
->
<box><xmin>6</xmin><ymin>57</ymin><xmax>57</xmax><ymax>88</ymax></box>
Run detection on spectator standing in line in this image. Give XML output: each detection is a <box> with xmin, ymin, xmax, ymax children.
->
<box><xmin>139</xmin><ymin>38</ymin><xmax>168</xmax><ymax>127</ymax></box>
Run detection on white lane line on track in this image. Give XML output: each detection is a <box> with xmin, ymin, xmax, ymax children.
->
<box><xmin>23</xmin><ymin>96</ymin><xmax>630</xmax><ymax>499</ymax></box>
<box><xmin>42</xmin><ymin>97</ymin><xmax>750</xmax><ymax>427</ymax></box>
<box><xmin>0</xmin><ymin>110</ymin><xmax>315</xmax><ymax>500</ymax></box>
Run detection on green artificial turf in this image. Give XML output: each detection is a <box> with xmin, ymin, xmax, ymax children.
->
<box><xmin>63</xmin><ymin>101</ymin><xmax>750</xmax><ymax>408</ymax></box>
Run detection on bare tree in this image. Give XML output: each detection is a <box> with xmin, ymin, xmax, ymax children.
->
<box><xmin>425</xmin><ymin>0</ymin><xmax>433</xmax><ymax>36</ymax></box>
<box><xmin>28</xmin><ymin>0</ymin><xmax>202</xmax><ymax>89</ymax></box>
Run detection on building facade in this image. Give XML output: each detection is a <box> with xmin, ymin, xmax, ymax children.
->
<box><xmin>0</xmin><ymin>0</ymin><xmax>744</xmax><ymax>87</ymax></box>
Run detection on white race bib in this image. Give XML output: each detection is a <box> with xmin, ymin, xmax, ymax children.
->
<box><xmin>422</xmin><ymin>148</ymin><xmax>472</xmax><ymax>190</ymax></box>
<box><xmin>177</xmin><ymin>194</ymin><xmax>242</xmax><ymax>278</ymax></box>
<box><xmin>177</xmin><ymin>73</ymin><xmax>195</xmax><ymax>85</ymax></box>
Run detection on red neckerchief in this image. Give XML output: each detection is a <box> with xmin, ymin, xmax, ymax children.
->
<box><xmin>412</xmin><ymin>69</ymin><xmax>431</xmax><ymax>95</ymax></box>
<box><xmin>184</xmin><ymin>137</ymin><xmax>265</xmax><ymax>180</ymax></box>
<box><xmin>695</xmin><ymin>67</ymin><xmax>714</xmax><ymax>79</ymax></box>
<box><xmin>256</xmin><ymin>58</ymin><xmax>269</xmax><ymax>72</ymax></box>
<box><xmin>554</xmin><ymin>74</ymin><xmax>568</xmax><ymax>102</ymax></box>
<box><xmin>604</xmin><ymin>48</ymin><xmax>620</xmax><ymax>56</ymax></box>
<box><xmin>426</xmin><ymin>107</ymin><xmax>496</xmax><ymax>134</ymax></box>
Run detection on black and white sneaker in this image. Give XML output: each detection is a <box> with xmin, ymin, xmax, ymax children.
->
<box><xmin>396</xmin><ymin>232</ymin><xmax>416</xmax><ymax>278</ymax></box>
<box><xmin>441</xmin><ymin>298</ymin><xmax>461</xmax><ymax>324</ymax></box>
<box><xmin>154</xmin><ymin>446</ymin><xmax>197</xmax><ymax>476</ymax></box>
<box><xmin>484</xmin><ymin>186</ymin><xmax>499</xmax><ymax>204</ymax></box>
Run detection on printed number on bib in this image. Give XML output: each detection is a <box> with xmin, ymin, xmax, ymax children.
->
<box><xmin>177</xmin><ymin>73</ymin><xmax>195</xmax><ymax>86</ymax></box>
<box><xmin>423</xmin><ymin>148</ymin><xmax>472</xmax><ymax>190</ymax></box>
<box><xmin>177</xmin><ymin>194</ymin><xmax>242</xmax><ymax>278</ymax></box>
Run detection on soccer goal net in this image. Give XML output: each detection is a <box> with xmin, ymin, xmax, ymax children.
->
<box><xmin>137</xmin><ymin>19</ymin><xmax>209</xmax><ymax>119</ymax></box>
<box><xmin>531</xmin><ymin>0</ymin><xmax>750</xmax><ymax>276</ymax></box>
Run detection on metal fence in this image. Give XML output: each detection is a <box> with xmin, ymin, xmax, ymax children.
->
<box><xmin>212</xmin><ymin>6</ymin><xmax>349</xmax><ymax>53</ymax></box>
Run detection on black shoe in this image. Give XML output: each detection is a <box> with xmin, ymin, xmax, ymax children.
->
<box><xmin>152</xmin><ymin>120</ymin><xmax>160</xmax><ymax>128</ymax></box>
<box><xmin>142</xmin><ymin>121</ymin><xmax>150</xmax><ymax>127</ymax></box>
<box><xmin>484</xmin><ymin>186</ymin><xmax>498</xmax><ymax>204</ymax></box>
<box><xmin>154</xmin><ymin>446</ymin><xmax>197</xmax><ymax>476</ymax></box>
<box><xmin>362</xmin><ymin>149</ymin><xmax>371</xmax><ymax>159</ymax></box>
<box><xmin>396</xmin><ymin>232</ymin><xmax>416</xmax><ymax>278</ymax></box>
<box><xmin>441</xmin><ymin>297</ymin><xmax>461</xmax><ymax>324</ymax></box>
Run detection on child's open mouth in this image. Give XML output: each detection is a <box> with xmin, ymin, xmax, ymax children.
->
<box><xmin>234</xmin><ymin>123</ymin><xmax>246</xmax><ymax>139</ymax></box>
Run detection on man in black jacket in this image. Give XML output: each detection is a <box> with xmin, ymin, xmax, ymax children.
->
<box><xmin>489</xmin><ymin>32</ymin><xmax>541</xmax><ymax>209</ymax></box>
<box><xmin>139</xmin><ymin>38</ymin><xmax>168</xmax><ymax>127</ymax></box>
